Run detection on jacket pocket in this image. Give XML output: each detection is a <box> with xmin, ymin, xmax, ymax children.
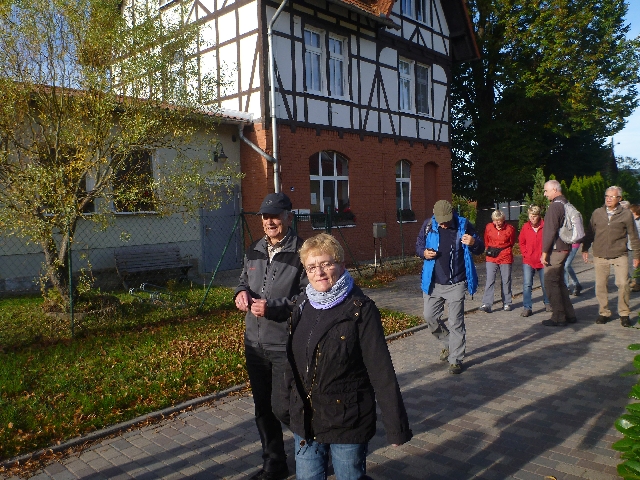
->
<box><xmin>315</xmin><ymin>391</ymin><xmax>359</xmax><ymax>428</ymax></box>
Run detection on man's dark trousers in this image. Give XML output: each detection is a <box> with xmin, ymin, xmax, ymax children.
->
<box><xmin>545</xmin><ymin>251</ymin><xmax>576</xmax><ymax>322</ymax></box>
<box><xmin>245</xmin><ymin>344</ymin><xmax>289</xmax><ymax>472</ymax></box>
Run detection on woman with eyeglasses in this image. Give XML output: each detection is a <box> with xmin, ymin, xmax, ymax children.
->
<box><xmin>282</xmin><ymin>233</ymin><xmax>412</xmax><ymax>480</ymax></box>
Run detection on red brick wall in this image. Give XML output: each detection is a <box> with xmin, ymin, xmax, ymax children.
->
<box><xmin>239</xmin><ymin>125</ymin><xmax>452</xmax><ymax>262</ymax></box>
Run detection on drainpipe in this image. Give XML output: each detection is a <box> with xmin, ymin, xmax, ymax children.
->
<box><xmin>267</xmin><ymin>0</ymin><xmax>288</xmax><ymax>193</ymax></box>
<box><xmin>237</xmin><ymin>124</ymin><xmax>276</xmax><ymax>164</ymax></box>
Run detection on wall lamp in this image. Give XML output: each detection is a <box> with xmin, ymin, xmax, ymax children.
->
<box><xmin>213</xmin><ymin>143</ymin><xmax>228</xmax><ymax>163</ymax></box>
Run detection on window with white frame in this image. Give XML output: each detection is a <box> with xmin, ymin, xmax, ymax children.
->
<box><xmin>399</xmin><ymin>58</ymin><xmax>413</xmax><ymax>111</ymax></box>
<box><xmin>401</xmin><ymin>0</ymin><xmax>428</xmax><ymax>22</ymax></box>
<box><xmin>401</xmin><ymin>0</ymin><xmax>413</xmax><ymax>17</ymax></box>
<box><xmin>416</xmin><ymin>63</ymin><xmax>430</xmax><ymax>115</ymax></box>
<box><xmin>396</xmin><ymin>160</ymin><xmax>411</xmax><ymax>211</ymax></box>
<box><xmin>328</xmin><ymin>36</ymin><xmax>346</xmax><ymax>97</ymax></box>
<box><xmin>309</xmin><ymin>151</ymin><xmax>351</xmax><ymax>221</ymax></box>
<box><xmin>416</xmin><ymin>0</ymin><xmax>428</xmax><ymax>23</ymax></box>
<box><xmin>304</xmin><ymin>29</ymin><xmax>323</xmax><ymax>93</ymax></box>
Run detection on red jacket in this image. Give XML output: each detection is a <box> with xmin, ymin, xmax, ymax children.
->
<box><xmin>484</xmin><ymin>222</ymin><xmax>516</xmax><ymax>264</ymax></box>
<box><xmin>519</xmin><ymin>220</ymin><xmax>544</xmax><ymax>269</ymax></box>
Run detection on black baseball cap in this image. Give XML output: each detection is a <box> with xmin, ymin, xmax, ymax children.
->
<box><xmin>258</xmin><ymin>192</ymin><xmax>293</xmax><ymax>215</ymax></box>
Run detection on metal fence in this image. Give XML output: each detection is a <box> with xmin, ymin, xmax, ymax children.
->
<box><xmin>1</xmin><ymin>209</ymin><xmax>421</xmax><ymax>298</ymax></box>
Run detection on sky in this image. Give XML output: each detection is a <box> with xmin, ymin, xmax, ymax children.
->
<box><xmin>614</xmin><ymin>1</ymin><xmax>640</xmax><ymax>160</ymax></box>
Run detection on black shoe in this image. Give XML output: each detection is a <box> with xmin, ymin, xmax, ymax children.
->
<box><xmin>573</xmin><ymin>285</ymin><xmax>582</xmax><ymax>296</ymax></box>
<box><xmin>541</xmin><ymin>319</ymin><xmax>567</xmax><ymax>327</ymax></box>
<box><xmin>249</xmin><ymin>466</ymin><xmax>290</xmax><ymax>480</ymax></box>
<box><xmin>595</xmin><ymin>315</ymin><xmax>609</xmax><ymax>324</ymax></box>
<box><xmin>566</xmin><ymin>317</ymin><xmax>577</xmax><ymax>324</ymax></box>
<box><xmin>478</xmin><ymin>304</ymin><xmax>492</xmax><ymax>313</ymax></box>
<box><xmin>449</xmin><ymin>363</ymin><xmax>463</xmax><ymax>374</ymax></box>
<box><xmin>621</xmin><ymin>316</ymin><xmax>632</xmax><ymax>327</ymax></box>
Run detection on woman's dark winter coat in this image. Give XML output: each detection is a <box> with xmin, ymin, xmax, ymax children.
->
<box><xmin>283</xmin><ymin>285</ymin><xmax>412</xmax><ymax>446</ymax></box>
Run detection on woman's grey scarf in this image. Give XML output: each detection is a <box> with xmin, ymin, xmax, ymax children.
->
<box><xmin>306</xmin><ymin>270</ymin><xmax>354</xmax><ymax>310</ymax></box>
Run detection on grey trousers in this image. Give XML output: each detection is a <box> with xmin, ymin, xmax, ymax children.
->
<box><xmin>423</xmin><ymin>282</ymin><xmax>466</xmax><ymax>365</ymax></box>
<box><xmin>481</xmin><ymin>262</ymin><xmax>512</xmax><ymax>307</ymax></box>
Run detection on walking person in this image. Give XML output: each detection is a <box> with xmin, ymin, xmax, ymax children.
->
<box><xmin>564</xmin><ymin>242</ymin><xmax>583</xmax><ymax>296</ymax></box>
<box><xmin>540</xmin><ymin>180</ymin><xmax>578</xmax><ymax>326</ymax></box>
<box><xmin>581</xmin><ymin>186</ymin><xmax>640</xmax><ymax>327</ymax></box>
<box><xmin>416</xmin><ymin>200</ymin><xmax>484</xmax><ymax>374</ymax></box>
<box><xmin>284</xmin><ymin>234</ymin><xmax>412</xmax><ymax>480</ymax></box>
<box><xmin>519</xmin><ymin>205</ymin><xmax>551</xmax><ymax>317</ymax></box>
<box><xmin>479</xmin><ymin>210</ymin><xmax>516</xmax><ymax>312</ymax></box>
<box><xmin>628</xmin><ymin>204</ymin><xmax>640</xmax><ymax>290</ymax></box>
<box><xmin>234</xmin><ymin>192</ymin><xmax>307</xmax><ymax>480</ymax></box>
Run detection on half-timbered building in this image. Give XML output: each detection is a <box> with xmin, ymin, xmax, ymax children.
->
<box><xmin>162</xmin><ymin>0</ymin><xmax>479</xmax><ymax>260</ymax></box>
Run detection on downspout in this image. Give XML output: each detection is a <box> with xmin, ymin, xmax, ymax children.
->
<box><xmin>267</xmin><ymin>0</ymin><xmax>288</xmax><ymax>193</ymax></box>
<box><xmin>237</xmin><ymin>123</ymin><xmax>276</xmax><ymax>164</ymax></box>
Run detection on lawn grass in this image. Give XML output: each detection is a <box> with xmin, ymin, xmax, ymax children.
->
<box><xmin>0</xmin><ymin>285</ymin><xmax>422</xmax><ymax>462</ymax></box>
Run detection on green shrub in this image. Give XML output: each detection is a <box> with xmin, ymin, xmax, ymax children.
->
<box><xmin>613</xmin><ymin>343</ymin><xmax>640</xmax><ymax>479</ymax></box>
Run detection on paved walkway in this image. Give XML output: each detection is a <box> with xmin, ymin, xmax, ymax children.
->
<box><xmin>5</xmin><ymin>260</ymin><xmax>640</xmax><ymax>479</ymax></box>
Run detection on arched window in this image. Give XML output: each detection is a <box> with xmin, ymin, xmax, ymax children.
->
<box><xmin>309</xmin><ymin>151</ymin><xmax>350</xmax><ymax>214</ymax></box>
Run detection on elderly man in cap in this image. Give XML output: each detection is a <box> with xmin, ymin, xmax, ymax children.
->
<box><xmin>235</xmin><ymin>192</ymin><xmax>307</xmax><ymax>480</ymax></box>
<box><xmin>416</xmin><ymin>200</ymin><xmax>484</xmax><ymax>374</ymax></box>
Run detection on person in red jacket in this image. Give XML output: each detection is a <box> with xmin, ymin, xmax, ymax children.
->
<box><xmin>518</xmin><ymin>206</ymin><xmax>551</xmax><ymax>317</ymax></box>
<box><xmin>479</xmin><ymin>210</ymin><xmax>517</xmax><ymax>312</ymax></box>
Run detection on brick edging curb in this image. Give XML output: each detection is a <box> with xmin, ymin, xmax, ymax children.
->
<box><xmin>1</xmin><ymin>383</ymin><xmax>248</xmax><ymax>469</ymax></box>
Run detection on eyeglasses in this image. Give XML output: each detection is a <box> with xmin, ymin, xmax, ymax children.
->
<box><xmin>305</xmin><ymin>261</ymin><xmax>336</xmax><ymax>274</ymax></box>
<box><xmin>604</xmin><ymin>195</ymin><xmax>621</xmax><ymax>199</ymax></box>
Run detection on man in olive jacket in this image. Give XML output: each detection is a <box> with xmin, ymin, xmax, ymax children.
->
<box><xmin>582</xmin><ymin>186</ymin><xmax>640</xmax><ymax>327</ymax></box>
<box><xmin>234</xmin><ymin>193</ymin><xmax>307</xmax><ymax>480</ymax></box>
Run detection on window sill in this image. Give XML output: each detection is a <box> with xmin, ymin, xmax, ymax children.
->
<box><xmin>397</xmin><ymin>220</ymin><xmax>417</xmax><ymax>224</ymax></box>
<box><xmin>311</xmin><ymin>223</ymin><xmax>356</xmax><ymax>230</ymax></box>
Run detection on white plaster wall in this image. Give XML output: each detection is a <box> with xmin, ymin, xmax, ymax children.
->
<box><xmin>364</xmin><ymin>110</ymin><xmax>378</xmax><ymax>132</ymax></box>
<box><xmin>380</xmin><ymin>111</ymin><xmax>393</xmax><ymax>134</ymax></box>
<box><xmin>266</xmin><ymin>6</ymin><xmax>290</xmax><ymax>33</ymax></box>
<box><xmin>240</xmin><ymin>35</ymin><xmax>259</xmax><ymax>91</ymax></box>
<box><xmin>219</xmin><ymin>43</ymin><xmax>239</xmax><ymax>97</ymax></box>
<box><xmin>218</xmin><ymin>11</ymin><xmax>237</xmax><ymax>44</ymax></box>
<box><xmin>419</xmin><ymin>119</ymin><xmax>434</xmax><ymax>140</ymax></box>
<box><xmin>401</xmin><ymin>116</ymin><xmax>417</xmax><ymax>137</ymax></box>
<box><xmin>274</xmin><ymin>36</ymin><xmax>293</xmax><ymax>91</ymax></box>
<box><xmin>238</xmin><ymin>2</ymin><xmax>258</xmax><ymax>35</ymax></box>
<box><xmin>331</xmin><ymin>103</ymin><xmax>351</xmax><ymax>129</ymax></box>
<box><xmin>433</xmin><ymin>64</ymin><xmax>447</xmax><ymax>83</ymax></box>
<box><xmin>433</xmin><ymin>83</ymin><xmax>447</xmax><ymax>120</ymax></box>
<box><xmin>360</xmin><ymin>62</ymin><xmax>377</xmax><ymax>107</ymax></box>
<box><xmin>379</xmin><ymin>66</ymin><xmax>398</xmax><ymax>110</ymax></box>
<box><xmin>379</xmin><ymin>47</ymin><xmax>397</xmax><ymax>67</ymax></box>
<box><xmin>308</xmin><ymin>99</ymin><xmax>329</xmax><ymax>125</ymax></box>
<box><xmin>359</xmin><ymin>39</ymin><xmax>376</xmax><ymax>61</ymax></box>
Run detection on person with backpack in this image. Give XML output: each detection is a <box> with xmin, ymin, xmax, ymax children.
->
<box><xmin>581</xmin><ymin>186</ymin><xmax>640</xmax><ymax>327</ymax></box>
<box><xmin>540</xmin><ymin>180</ymin><xmax>578</xmax><ymax>326</ymax></box>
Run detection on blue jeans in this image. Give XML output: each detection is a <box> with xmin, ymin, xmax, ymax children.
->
<box><xmin>522</xmin><ymin>264</ymin><xmax>549</xmax><ymax>310</ymax></box>
<box><xmin>564</xmin><ymin>246</ymin><xmax>581</xmax><ymax>290</ymax></box>
<box><xmin>293</xmin><ymin>433</ymin><xmax>367</xmax><ymax>480</ymax></box>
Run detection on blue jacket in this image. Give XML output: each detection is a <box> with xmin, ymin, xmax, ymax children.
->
<box><xmin>415</xmin><ymin>213</ymin><xmax>484</xmax><ymax>296</ymax></box>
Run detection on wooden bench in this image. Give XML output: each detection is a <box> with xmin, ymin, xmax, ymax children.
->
<box><xmin>114</xmin><ymin>245</ymin><xmax>192</xmax><ymax>289</ymax></box>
